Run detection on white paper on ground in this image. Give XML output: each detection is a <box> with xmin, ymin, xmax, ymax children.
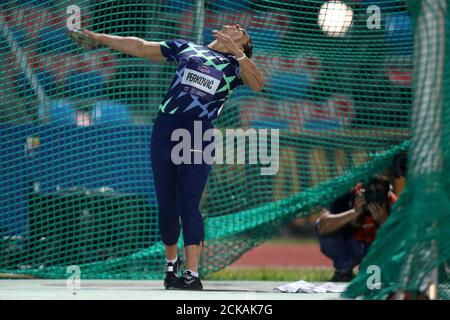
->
<box><xmin>273</xmin><ymin>280</ymin><xmax>348</xmax><ymax>293</ymax></box>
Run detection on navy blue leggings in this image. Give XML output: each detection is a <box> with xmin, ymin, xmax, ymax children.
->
<box><xmin>316</xmin><ymin>228</ymin><xmax>368</xmax><ymax>273</ymax></box>
<box><xmin>150</xmin><ymin>113</ymin><xmax>213</xmax><ymax>246</ymax></box>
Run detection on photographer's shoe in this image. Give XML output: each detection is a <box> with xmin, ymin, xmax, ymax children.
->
<box><xmin>170</xmin><ymin>270</ymin><xmax>203</xmax><ymax>291</ymax></box>
<box><xmin>330</xmin><ymin>270</ymin><xmax>354</xmax><ymax>282</ymax></box>
<box><xmin>164</xmin><ymin>257</ymin><xmax>182</xmax><ymax>289</ymax></box>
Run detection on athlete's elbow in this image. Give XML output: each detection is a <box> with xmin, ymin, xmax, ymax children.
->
<box><xmin>126</xmin><ymin>37</ymin><xmax>146</xmax><ymax>58</ymax></box>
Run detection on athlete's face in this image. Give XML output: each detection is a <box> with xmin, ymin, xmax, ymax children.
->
<box><xmin>220</xmin><ymin>24</ymin><xmax>249</xmax><ymax>48</ymax></box>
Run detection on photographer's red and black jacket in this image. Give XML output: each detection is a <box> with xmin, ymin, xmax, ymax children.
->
<box><xmin>329</xmin><ymin>191</ymin><xmax>398</xmax><ymax>245</ymax></box>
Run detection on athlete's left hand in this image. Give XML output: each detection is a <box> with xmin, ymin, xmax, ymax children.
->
<box><xmin>212</xmin><ymin>30</ymin><xmax>242</xmax><ymax>57</ymax></box>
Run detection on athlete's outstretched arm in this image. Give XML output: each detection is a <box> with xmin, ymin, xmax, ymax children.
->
<box><xmin>82</xmin><ymin>30</ymin><xmax>166</xmax><ymax>62</ymax></box>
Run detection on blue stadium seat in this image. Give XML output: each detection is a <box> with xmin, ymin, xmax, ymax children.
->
<box><xmin>15</xmin><ymin>69</ymin><xmax>56</xmax><ymax>97</ymax></box>
<box><xmin>67</xmin><ymin>71</ymin><xmax>105</xmax><ymax>99</ymax></box>
<box><xmin>36</xmin><ymin>69</ymin><xmax>56</xmax><ymax>94</ymax></box>
<box><xmin>18</xmin><ymin>0</ymin><xmax>54</xmax><ymax>6</ymax></box>
<box><xmin>268</xmin><ymin>72</ymin><xmax>310</xmax><ymax>101</ymax></box>
<box><xmin>247</xmin><ymin>27</ymin><xmax>281</xmax><ymax>48</ymax></box>
<box><xmin>39</xmin><ymin>26</ymin><xmax>76</xmax><ymax>54</ymax></box>
<box><xmin>385</xmin><ymin>12</ymin><xmax>413</xmax><ymax>55</ymax></box>
<box><xmin>10</xmin><ymin>27</ymin><xmax>28</xmax><ymax>47</ymax></box>
<box><xmin>14</xmin><ymin>72</ymin><xmax>33</xmax><ymax>98</ymax></box>
<box><xmin>167</xmin><ymin>0</ymin><xmax>193</xmax><ymax>12</ymax></box>
<box><xmin>203</xmin><ymin>27</ymin><xmax>215</xmax><ymax>45</ymax></box>
<box><xmin>48</xmin><ymin>99</ymin><xmax>76</xmax><ymax>124</ymax></box>
<box><xmin>208</xmin><ymin>0</ymin><xmax>249</xmax><ymax>11</ymax></box>
<box><xmin>92</xmin><ymin>100</ymin><xmax>132</xmax><ymax>125</ymax></box>
<box><xmin>0</xmin><ymin>36</ymin><xmax>7</xmax><ymax>54</ymax></box>
<box><xmin>363</xmin><ymin>0</ymin><xmax>400</xmax><ymax>9</ymax></box>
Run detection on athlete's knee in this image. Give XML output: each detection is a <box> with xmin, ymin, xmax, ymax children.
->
<box><xmin>159</xmin><ymin>218</ymin><xmax>181</xmax><ymax>245</ymax></box>
<box><xmin>178</xmin><ymin>201</ymin><xmax>201</xmax><ymax>219</ymax></box>
<box><xmin>157</xmin><ymin>196</ymin><xmax>179</xmax><ymax>217</ymax></box>
<box><xmin>161</xmin><ymin>234</ymin><xmax>180</xmax><ymax>247</ymax></box>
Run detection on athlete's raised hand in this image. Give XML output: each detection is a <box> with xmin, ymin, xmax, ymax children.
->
<box><xmin>212</xmin><ymin>30</ymin><xmax>243</xmax><ymax>58</ymax></box>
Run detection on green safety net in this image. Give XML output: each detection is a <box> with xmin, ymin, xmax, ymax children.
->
<box><xmin>344</xmin><ymin>0</ymin><xmax>449</xmax><ymax>300</ymax></box>
<box><xmin>0</xmin><ymin>0</ymin><xmax>446</xmax><ymax>298</ymax></box>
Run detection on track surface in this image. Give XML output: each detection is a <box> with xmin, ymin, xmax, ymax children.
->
<box><xmin>231</xmin><ymin>243</ymin><xmax>331</xmax><ymax>267</ymax></box>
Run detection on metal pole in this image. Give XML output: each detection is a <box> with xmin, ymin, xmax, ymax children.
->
<box><xmin>194</xmin><ymin>0</ymin><xmax>205</xmax><ymax>44</ymax></box>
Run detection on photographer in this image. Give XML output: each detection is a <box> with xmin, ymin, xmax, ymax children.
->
<box><xmin>316</xmin><ymin>175</ymin><xmax>398</xmax><ymax>282</ymax></box>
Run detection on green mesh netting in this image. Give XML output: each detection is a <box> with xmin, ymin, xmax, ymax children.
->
<box><xmin>0</xmin><ymin>0</ymin><xmax>446</xmax><ymax>298</ymax></box>
<box><xmin>344</xmin><ymin>0</ymin><xmax>449</xmax><ymax>300</ymax></box>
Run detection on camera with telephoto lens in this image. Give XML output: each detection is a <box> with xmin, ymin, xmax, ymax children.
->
<box><xmin>362</xmin><ymin>184</ymin><xmax>388</xmax><ymax>215</ymax></box>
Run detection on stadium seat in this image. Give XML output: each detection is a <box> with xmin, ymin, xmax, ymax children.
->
<box><xmin>48</xmin><ymin>99</ymin><xmax>76</xmax><ymax>124</ymax></box>
<box><xmin>67</xmin><ymin>71</ymin><xmax>105</xmax><ymax>99</ymax></box>
<box><xmin>388</xmin><ymin>65</ymin><xmax>413</xmax><ymax>86</ymax></box>
<box><xmin>87</xmin><ymin>49</ymin><xmax>117</xmax><ymax>81</ymax></box>
<box><xmin>18</xmin><ymin>0</ymin><xmax>54</xmax><ymax>6</ymax></box>
<box><xmin>363</xmin><ymin>0</ymin><xmax>399</xmax><ymax>9</ymax></box>
<box><xmin>208</xmin><ymin>0</ymin><xmax>249</xmax><ymax>11</ymax></box>
<box><xmin>268</xmin><ymin>72</ymin><xmax>310</xmax><ymax>101</ymax></box>
<box><xmin>248</xmin><ymin>11</ymin><xmax>290</xmax><ymax>48</ymax></box>
<box><xmin>167</xmin><ymin>0</ymin><xmax>193</xmax><ymax>12</ymax></box>
<box><xmin>39</xmin><ymin>26</ymin><xmax>76</xmax><ymax>54</ymax></box>
<box><xmin>14</xmin><ymin>68</ymin><xmax>56</xmax><ymax>97</ymax></box>
<box><xmin>92</xmin><ymin>100</ymin><xmax>132</xmax><ymax>125</ymax></box>
<box><xmin>385</xmin><ymin>12</ymin><xmax>413</xmax><ymax>55</ymax></box>
<box><xmin>10</xmin><ymin>27</ymin><xmax>28</xmax><ymax>47</ymax></box>
<box><xmin>202</xmin><ymin>27</ymin><xmax>215</xmax><ymax>45</ymax></box>
<box><xmin>35</xmin><ymin>68</ymin><xmax>56</xmax><ymax>94</ymax></box>
<box><xmin>248</xmin><ymin>27</ymin><xmax>280</xmax><ymax>48</ymax></box>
